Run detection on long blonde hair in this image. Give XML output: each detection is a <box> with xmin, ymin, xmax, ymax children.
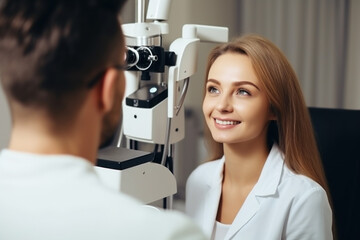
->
<box><xmin>204</xmin><ymin>34</ymin><xmax>329</xmax><ymax>193</ymax></box>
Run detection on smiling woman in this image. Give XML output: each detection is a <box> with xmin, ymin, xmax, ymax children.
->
<box><xmin>185</xmin><ymin>34</ymin><xmax>333</xmax><ymax>240</ymax></box>
<box><xmin>203</xmin><ymin>53</ymin><xmax>274</xmax><ymax>147</ymax></box>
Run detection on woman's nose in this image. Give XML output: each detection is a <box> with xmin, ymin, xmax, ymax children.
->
<box><xmin>215</xmin><ymin>94</ymin><xmax>233</xmax><ymax>113</ymax></box>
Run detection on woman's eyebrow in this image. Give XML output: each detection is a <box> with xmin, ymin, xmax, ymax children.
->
<box><xmin>233</xmin><ymin>81</ymin><xmax>260</xmax><ymax>90</ymax></box>
<box><xmin>206</xmin><ymin>79</ymin><xmax>220</xmax><ymax>85</ymax></box>
<box><xmin>207</xmin><ymin>78</ymin><xmax>260</xmax><ymax>90</ymax></box>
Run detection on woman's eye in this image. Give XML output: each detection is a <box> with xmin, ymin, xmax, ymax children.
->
<box><xmin>207</xmin><ymin>86</ymin><xmax>219</xmax><ymax>94</ymax></box>
<box><xmin>237</xmin><ymin>89</ymin><xmax>251</xmax><ymax>96</ymax></box>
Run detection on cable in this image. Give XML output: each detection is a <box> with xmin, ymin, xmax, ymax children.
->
<box><xmin>175</xmin><ymin>77</ymin><xmax>190</xmax><ymax>116</ymax></box>
<box><xmin>160</xmin><ymin>118</ymin><xmax>172</xmax><ymax>166</ymax></box>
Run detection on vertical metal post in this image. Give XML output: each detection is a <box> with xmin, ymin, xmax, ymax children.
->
<box><xmin>136</xmin><ymin>0</ymin><xmax>146</xmax><ymax>23</ymax></box>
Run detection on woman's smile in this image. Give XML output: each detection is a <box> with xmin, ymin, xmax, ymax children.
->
<box><xmin>214</xmin><ymin>118</ymin><xmax>241</xmax><ymax>129</ymax></box>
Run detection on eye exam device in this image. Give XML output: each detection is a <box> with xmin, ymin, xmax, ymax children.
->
<box><xmin>95</xmin><ymin>0</ymin><xmax>228</xmax><ymax>207</ymax></box>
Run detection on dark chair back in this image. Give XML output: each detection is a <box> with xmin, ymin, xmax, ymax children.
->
<box><xmin>309</xmin><ymin>107</ymin><xmax>360</xmax><ymax>240</ymax></box>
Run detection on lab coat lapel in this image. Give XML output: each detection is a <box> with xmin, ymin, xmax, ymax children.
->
<box><xmin>202</xmin><ymin>182</ymin><xmax>222</xmax><ymax>236</ymax></box>
<box><xmin>224</xmin><ymin>190</ymin><xmax>260</xmax><ymax>239</ymax></box>
<box><xmin>224</xmin><ymin>144</ymin><xmax>283</xmax><ymax>239</ymax></box>
<box><xmin>202</xmin><ymin>158</ymin><xmax>224</xmax><ymax>236</ymax></box>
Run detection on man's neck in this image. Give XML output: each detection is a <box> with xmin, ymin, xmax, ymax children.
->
<box><xmin>8</xmin><ymin>117</ymin><xmax>100</xmax><ymax>164</ymax></box>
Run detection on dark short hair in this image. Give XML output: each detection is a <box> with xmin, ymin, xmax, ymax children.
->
<box><xmin>0</xmin><ymin>0</ymin><xmax>127</xmax><ymax>120</ymax></box>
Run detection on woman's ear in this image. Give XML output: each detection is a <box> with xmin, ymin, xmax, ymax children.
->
<box><xmin>98</xmin><ymin>68</ymin><xmax>118</xmax><ymax>113</ymax></box>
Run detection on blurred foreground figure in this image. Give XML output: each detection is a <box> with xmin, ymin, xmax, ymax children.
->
<box><xmin>0</xmin><ymin>1</ymin><xmax>206</xmax><ymax>239</ymax></box>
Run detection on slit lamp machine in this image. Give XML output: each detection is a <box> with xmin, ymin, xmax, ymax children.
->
<box><xmin>95</xmin><ymin>0</ymin><xmax>228</xmax><ymax>208</ymax></box>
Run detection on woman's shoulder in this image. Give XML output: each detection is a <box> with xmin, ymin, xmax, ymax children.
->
<box><xmin>280</xmin><ymin>165</ymin><xmax>328</xmax><ymax>200</ymax></box>
<box><xmin>277</xmin><ymin>167</ymin><xmax>332</xmax><ymax>239</ymax></box>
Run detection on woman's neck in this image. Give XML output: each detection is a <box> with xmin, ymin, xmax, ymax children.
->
<box><xmin>222</xmin><ymin>140</ymin><xmax>270</xmax><ymax>186</ymax></box>
<box><xmin>216</xmin><ymin>140</ymin><xmax>270</xmax><ymax>224</ymax></box>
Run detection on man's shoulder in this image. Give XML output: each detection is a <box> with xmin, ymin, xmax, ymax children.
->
<box><xmin>91</xmin><ymin>198</ymin><xmax>206</xmax><ymax>239</ymax></box>
<box><xmin>137</xmin><ymin>209</ymin><xmax>206</xmax><ymax>239</ymax></box>
<box><xmin>0</xmin><ymin>151</ymin><xmax>207</xmax><ymax>239</ymax></box>
<box><xmin>80</xmin><ymin>179</ymin><xmax>206</xmax><ymax>239</ymax></box>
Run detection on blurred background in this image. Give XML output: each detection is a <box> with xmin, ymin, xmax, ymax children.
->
<box><xmin>0</xmin><ymin>0</ymin><xmax>359</xmax><ymax>204</ymax></box>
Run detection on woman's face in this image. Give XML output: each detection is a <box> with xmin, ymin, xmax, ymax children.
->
<box><xmin>203</xmin><ymin>52</ymin><xmax>274</xmax><ymax>146</ymax></box>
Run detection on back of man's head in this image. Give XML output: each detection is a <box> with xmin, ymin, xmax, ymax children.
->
<box><xmin>0</xmin><ymin>0</ymin><xmax>127</xmax><ymax>122</ymax></box>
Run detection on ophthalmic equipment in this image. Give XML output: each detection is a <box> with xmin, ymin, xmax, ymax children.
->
<box><xmin>95</xmin><ymin>0</ymin><xmax>228</xmax><ymax>208</ymax></box>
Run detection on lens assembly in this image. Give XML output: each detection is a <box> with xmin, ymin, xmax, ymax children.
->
<box><xmin>126</xmin><ymin>46</ymin><xmax>160</xmax><ymax>71</ymax></box>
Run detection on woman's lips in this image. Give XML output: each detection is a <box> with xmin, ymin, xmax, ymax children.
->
<box><xmin>214</xmin><ymin>118</ymin><xmax>241</xmax><ymax>129</ymax></box>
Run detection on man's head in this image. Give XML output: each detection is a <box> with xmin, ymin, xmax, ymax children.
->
<box><xmin>0</xmin><ymin>0</ymin><xmax>127</xmax><ymax>147</ymax></box>
<box><xmin>0</xmin><ymin>0</ymin><xmax>127</xmax><ymax>120</ymax></box>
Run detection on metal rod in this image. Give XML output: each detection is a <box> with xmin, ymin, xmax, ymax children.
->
<box><xmin>136</xmin><ymin>0</ymin><xmax>145</xmax><ymax>23</ymax></box>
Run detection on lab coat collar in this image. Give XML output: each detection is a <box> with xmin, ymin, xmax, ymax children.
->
<box><xmin>225</xmin><ymin>144</ymin><xmax>284</xmax><ymax>239</ymax></box>
<box><xmin>209</xmin><ymin>156</ymin><xmax>225</xmax><ymax>187</ymax></box>
<box><xmin>204</xmin><ymin>144</ymin><xmax>284</xmax><ymax>239</ymax></box>
<box><xmin>253</xmin><ymin>144</ymin><xmax>284</xmax><ymax>197</ymax></box>
<box><xmin>206</xmin><ymin>144</ymin><xmax>284</xmax><ymax>195</ymax></box>
<box><xmin>202</xmin><ymin>157</ymin><xmax>225</xmax><ymax>235</ymax></box>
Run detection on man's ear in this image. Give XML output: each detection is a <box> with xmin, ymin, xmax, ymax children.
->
<box><xmin>98</xmin><ymin>68</ymin><xmax>118</xmax><ymax>113</ymax></box>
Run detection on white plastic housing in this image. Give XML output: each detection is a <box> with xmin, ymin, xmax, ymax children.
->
<box><xmin>123</xmin><ymin>98</ymin><xmax>185</xmax><ymax>144</ymax></box>
<box><xmin>124</xmin><ymin>71</ymin><xmax>140</xmax><ymax>97</ymax></box>
<box><xmin>122</xmin><ymin>22</ymin><xmax>161</xmax><ymax>38</ymax></box>
<box><xmin>95</xmin><ymin>162</ymin><xmax>176</xmax><ymax>204</ymax></box>
<box><xmin>146</xmin><ymin>0</ymin><xmax>172</xmax><ymax>21</ymax></box>
<box><xmin>169</xmin><ymin>38</ymin><xmax>200</xmax><ymax>80</ymax></box>
<box><xmin>182</xmin><ymin>24</ymin><xmax>229</xmax><ymax>43</ymax></box>
<box><xmin>122</xmin><ymin>22</ymin><xmax>168</xmax><ymax>41</ymax></box>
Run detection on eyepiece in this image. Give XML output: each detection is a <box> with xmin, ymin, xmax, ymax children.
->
<box><xmin>125</xmin><ymin>47</ymin><xmax>139</xmax><ymax>68</ymax></box>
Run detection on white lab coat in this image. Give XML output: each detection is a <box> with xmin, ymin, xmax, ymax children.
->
<box><xmin>186</xmin><ymin>144</ymin><xmax>333</xmax><ymax>240</ymax></box>
<box><xmin>0</xmin><ymin>149</ymin><xmax>206</xmax><ymax>240</ymax></box>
